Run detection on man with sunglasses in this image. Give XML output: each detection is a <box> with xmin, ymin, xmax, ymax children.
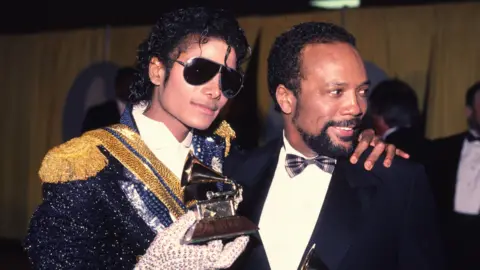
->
<box><xmin>25</xmin><ymin>8</ymin><xmax>407</xmax><ymax>270</ymax></box>
<box><xmin>25</xmin><ymin>7</ymin><xmax>252</xmax><ymax>270</ymax></box>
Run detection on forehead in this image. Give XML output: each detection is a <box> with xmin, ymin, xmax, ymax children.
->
<box><xmin>300</xmin><ymin>42</ymin><xmax>366</xmax><ymax>86</ymax></box>
<box><xmin>178</xmin><ymin>38</ymin><xmax>237</xmax><ymax>68</ymax></box>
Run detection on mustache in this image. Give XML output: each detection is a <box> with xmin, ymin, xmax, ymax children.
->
<box><xmin>326</xmin><ymin>118</ymin><xmax>362</xmax><ymax>128</ymax></box>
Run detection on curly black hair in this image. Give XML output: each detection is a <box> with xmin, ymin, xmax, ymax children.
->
<box><xmin>267</xmin><ymin>22</ymin><xmax>356</xmax><ymax>111</ymax></box>
<box><xmin>129</xmin><ymin>7</ymin><xmax>251</xmax><ymax>104</ymax></box>
<box><xmin>369</xmin><ymin>79</ymin><xmax>420</xmax><ymax>128</ymax></box>
<box><xmin>466</xmin><ymin>81</ymin><xmax>480</xmax><ymax>108</ymax></box>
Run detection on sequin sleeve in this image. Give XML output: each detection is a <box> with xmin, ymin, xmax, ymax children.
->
<box><xmin>24</xmin><ymin>179</ymin><xmax>138</xmax><ymax>269</ymax></box>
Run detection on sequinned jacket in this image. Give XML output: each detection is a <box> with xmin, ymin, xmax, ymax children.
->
<box><xmin>24</xmin><ymin>105</ymin><xmax>236</xmax><ymax>269</ymax></box>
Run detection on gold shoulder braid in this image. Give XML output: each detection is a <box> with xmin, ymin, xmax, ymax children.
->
<box><xmin>213</xmin><ymin>120</ymin><xmax>236</xmax><ymax>157</ymax></box>
<box><xmin>39</xmin><ymin>133</ymin><xmax>108</xmax><ymax>183</ymax></box>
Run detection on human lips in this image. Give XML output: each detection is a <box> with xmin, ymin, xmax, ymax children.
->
<box><xmin>192</xmin><ymin>102</ymin><xmax>217</xmax><ymax>116</ymax></box>
<box><xmin>332</xmin><ymin>126</ymin><xmax>355</xmax><ymax>137</ymax></box>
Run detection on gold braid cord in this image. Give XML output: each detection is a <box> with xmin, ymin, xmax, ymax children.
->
<box><xmin>213</xmin><ymin>120</ymin><xmax>236</xmax><ymax>157</ymax></box>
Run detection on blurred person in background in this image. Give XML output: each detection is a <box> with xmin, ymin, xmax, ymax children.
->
<box><xmin>81</xmin><ymin>66</ymin><xmax>136</xmax><ymax>132</ymax></box>
<box><xmin>369</xmin><ymin>79</ymin><xmax>433</xmax><ymax>167</ymax></box>
<box><xmin>432</xmin><ymin>81</ymin><xmax>480</xmax><ymax>270</ymax></box>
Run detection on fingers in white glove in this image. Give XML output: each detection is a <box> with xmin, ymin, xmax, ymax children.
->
<box><xmin>136</xmin><ymin>212</ymin><xmax>249</xmax><ymax>270</ymax></box>
<box><xmin>167</xmin><ymin>211</ymin><xmax>197</xmax><ymax>240</ymax></box>
<box><xmin>211</xmin><ymin>236</ymin><xmax>250</xmax><ymax>269</ymax></box>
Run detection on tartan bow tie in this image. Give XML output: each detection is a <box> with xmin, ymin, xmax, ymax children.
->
<box><xmin>285</xmin><ymin>153</ymin><xmax>336</xmax><ymax>178</ymax></box>
<box><xmin>466</xmin><ymin>132</ymin><xmax>480</xmax><ymax>142</ymax></box>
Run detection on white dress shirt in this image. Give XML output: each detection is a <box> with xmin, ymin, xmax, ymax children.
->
<box><xmin>454</xmin><ymin>130</ymin><xmax>480</xmax><ymax>215</ymax></box>
<box><xmin>132</xmin><ymin>104</ymin><xmax>193</xmax><ymax>180</ymax></box>
<box><xmin>258</xmin><ymin>132</ymin><xmax>333</xmax><ymax>270</ymax></box>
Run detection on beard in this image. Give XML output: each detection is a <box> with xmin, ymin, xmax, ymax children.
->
<box><xmin>293</xmin><ymin>106</ymin><xmax>361</xmax><ymax>158</ymax></box>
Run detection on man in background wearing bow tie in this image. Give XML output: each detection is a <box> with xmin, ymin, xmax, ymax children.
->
<box><xmin>431</xmin><ymin>82</ymin><xmax>480</xmax><ymax>270</ymax></box>
<box><xmin>226</xmin><ymin>22</ymin><xmax>443</xmax><ymax>270</ymax></box>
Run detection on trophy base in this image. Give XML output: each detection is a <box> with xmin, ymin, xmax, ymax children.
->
<box><xmin>183</xmin><ymin>216</ymin><xmax>258</xmax><ymax>244</ymax></box>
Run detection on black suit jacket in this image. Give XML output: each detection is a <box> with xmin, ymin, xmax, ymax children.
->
<box><xmin>82</xmin><ymin>100</ymin><xmax>121</xmax><ymax>133</ymax></box>
<box><xmin>431</xmin><ymin>132</ymin><xmax>480</xmax><ymax>270</ymax></box>
<box><xmin>430</xmin><ymin>132</ymin><xmax>467</xmax><ymax>215</ymax></box>
<box><xmin>224</xmin><ymin>139</ymin><xmax>444</xmax><ymax>270</ymax></box>
<box><xmin>384</xmin><ymin>127</ymin><xmax>433</xmax><ymax>168</ymax></box>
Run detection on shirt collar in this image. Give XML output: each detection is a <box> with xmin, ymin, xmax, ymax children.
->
<box><xmin>282</xmin><ymin>130</ymin><xmax>322</xmax><ymax>160</ymax></box>
<box><xmin>132</xmin><ymin>104</ymin><xmax>193</xmax><ymax>150</ymax></box>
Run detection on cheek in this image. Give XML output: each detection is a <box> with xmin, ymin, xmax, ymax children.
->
<box><xmin>161</xmin><ymin>79</ymin><xmax>194</xmax><ymax>111</ymax></box>
<box><xmin>166</xmin><ymin>73</ymin><xmax>194</xmax><ymax>97</ymax></box>
<box><xmin>358</xmin><ymin>96</ymin><xmax>368</xmax><ymax>113</ymax></box>
<box><xmin>218</xmin><ymin>96</ymin><xmax>228</xmax><ymax>110</ymax></box>
<box><xmin>295</xmin><ymin>102</ymin><xmax>327</xmax><ymax>134</ymax></box>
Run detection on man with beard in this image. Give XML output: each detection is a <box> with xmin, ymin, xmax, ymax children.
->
<box><xmin>431</xmin><ymin>81</ymin><xmax>480</xmax><ymax>270</ymax></box>
<box><xmin>225</xmin><ymin>22</ymin><xmax>443</xmax><ymax>270</ymax></box>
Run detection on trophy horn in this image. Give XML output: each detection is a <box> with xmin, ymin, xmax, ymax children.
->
<box><xmin>181</xmin><ymin>153</ymin><xmax>226</xmax><ymax>186</ymax></box>
<box><xmin>181</xmin><ymin>153</ymin><xmax>234</xmax><ymax>206</ymax></box>
<box><xmin>180</xmin><ymin>152</ymin><xmax>259</xmax><ymax>244</ymax></box>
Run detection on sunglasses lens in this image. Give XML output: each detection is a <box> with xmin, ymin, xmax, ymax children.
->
<box><xmin>221</xmin><ymin>69</ymin><xmax>243</xmax><ymax>98</ymax></box>
<box><xmin>183</xmin><ymin>58</ymin><xmax>219</xmax><ymax>86</ymax></box>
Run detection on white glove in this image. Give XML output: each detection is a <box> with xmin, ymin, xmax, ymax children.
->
<box><xmin>135</xmin><ymin>211</ymin><xmax>249</xmax><ymax>270</ymax></box>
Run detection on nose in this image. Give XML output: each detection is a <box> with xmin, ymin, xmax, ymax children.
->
<box><xmin>340</xmin><ymin>91</ymin><xmax>365</xmax><ymax>117</ymax></box>
<box><xmin>201</xmin><ymin>73</ymin><xmax>222</xmax><ymax>100</ymax></box>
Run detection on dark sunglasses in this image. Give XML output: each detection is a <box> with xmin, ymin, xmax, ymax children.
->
<box><xmin>175</xmin><ymin>57</ymin><xmax>244</xmax><ymax>98</ymax></box>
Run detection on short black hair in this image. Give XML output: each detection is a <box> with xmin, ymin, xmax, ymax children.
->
<box><xmin>267</xmin><ymin>22</ymin><xmax>356</xmax><ymax>111</ymax></box>
<box><xmin>369</xmin><ymin>79</ymin><xmax>420</xmax><ymax>128</ymax></box>
<box><xmin>115</xmin><ymin>67</ymin><xmax>136</xmax><ymax>102</ymax></box>
<box><xmin>466</xmin><ymin>81</ymin><xmax>480</xmax><ymax>108</ymax></box>
<box><xmin>129</xmin><ymin>7</ymin><xmax>250</xmax><ymax>104</ymax></box>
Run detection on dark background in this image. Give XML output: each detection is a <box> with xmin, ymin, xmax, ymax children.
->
<box><xmin>0</xmin><ymin>0</ymin><xmax>473</xmax><ymax>34</ymax></box>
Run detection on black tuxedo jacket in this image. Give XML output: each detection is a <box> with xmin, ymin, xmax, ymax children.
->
<box><xmin>430</xmin><ymin>132</ymin><xmax>468</xmax><ymax>216</ymax></box>
<box><xmin>431</xmin><ymin>132</ymin><xmax>480</xmax><ymax>270</ymax></box>
<box><xmin>384</xmin><ymin>127</ymin><xmax>433</xmax><ymax>168</ymax></box>
<box><xmin>224</xmin><ymin>139</ymin><xmax>444</xmax><ymax>270</ymax></box>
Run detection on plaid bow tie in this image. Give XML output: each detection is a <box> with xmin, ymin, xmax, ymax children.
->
<box><xmin>466</xmin><ymin>132</ymin><xmax>480</xmax><ymax>142</ymax></box>
<box><xmin>285</xmin><ymin>154</ymin><xmax>336</xmax><ymax>178</ymax></box>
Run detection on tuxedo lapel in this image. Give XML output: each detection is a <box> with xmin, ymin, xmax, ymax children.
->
<box><xmin>238</xmin><ymin>139</ymin><xmax>283</xmax><ymax>224</ymax></box>
<box><xmin>448</xmin><ymin>133</ymin><xmax>466</xmax><ymax>174</ymax></box>
<box><xmin>306</xmin><ymin>159</ymin><xmax>379</xmax><ymax>270</ymax></box>
<box><xmin>232</xmin><ymin>139</ymin><xmax>283</xmax><ymax>270</ymax></box>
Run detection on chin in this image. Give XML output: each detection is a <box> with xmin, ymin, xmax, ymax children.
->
<box><xmin>327</xmin><ymin>137</ymin><xmax>355</xmax><ymax>157</ymax></box>
<box><xmin>186</xmin><ymin>120</ymin><xmax>213</xmax><ymax>131</ymax></box>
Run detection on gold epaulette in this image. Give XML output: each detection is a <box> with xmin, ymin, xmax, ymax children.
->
<box><xmin>38</xmin><ymin>133</ymin><xmax>108</xmax><ymax>183</ymax></box>
<box><xmin>213</xmin><ymin>120</ymin><xmax>236</xmax><ymax>157</ymax></box>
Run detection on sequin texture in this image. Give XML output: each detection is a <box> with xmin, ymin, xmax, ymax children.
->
<box><xmin>119</xmin><ymin>169</ymin><xmax>165</xmax><ymax>233</ymax></box>
<box><xmin>25</xmin><ymin>105</ymin><xmax>231</xmax><ymax>269</ymax></box>
<box><xmin>25</xmin><ymin>154</ymin><xmax>156</xmax><ymax>269</ymax></box>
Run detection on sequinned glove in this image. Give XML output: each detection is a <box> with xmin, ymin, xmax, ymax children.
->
<box><xmin>135</xmin><ymin>211</ymin><xmax>249</xmax><ymax>270</ymax></box>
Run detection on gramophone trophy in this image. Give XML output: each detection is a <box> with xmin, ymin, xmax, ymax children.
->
<box><xmin>181</xmin><ymin>153</ymin><xmax>258</xmax><ymax>244</ymax></box>
<box><xmin>298</xmin><ymin>244</ymin><xmax>329</xmax><ymax>270</ymax></box>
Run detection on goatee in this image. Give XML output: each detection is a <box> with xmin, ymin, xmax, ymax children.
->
<box><xmin>293</xmin><ymin>112</ymin><xmax>361</xmax><ymax>158</ymax></box>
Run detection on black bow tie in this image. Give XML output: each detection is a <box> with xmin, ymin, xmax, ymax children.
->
<box><xmin>285</xmin><ymin>154</ymin><xmax>336</xmax><ymax>178</ymax></box>
<box><xmin>466</xmin><ymin>132</ymin><xmax>480</xmax><ymax>142</ymax></box>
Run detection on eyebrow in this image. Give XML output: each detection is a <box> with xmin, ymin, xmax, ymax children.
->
<box><xmin>327</xmin><ymin>80</ymin><xmax>371</xmax><ymax>89</ymax></box>
<box><xmin>358</xmin><ymin>80</ymin><xmax>371</xmax><ymax>88</ymax></box>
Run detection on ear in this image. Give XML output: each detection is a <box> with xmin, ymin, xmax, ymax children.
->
<box><xmin>466</xmin><ymin>106</ymin><xmax>473</xmax><ymax>118</ymax></box>
<box><xmin>276</xmin><ymin>84</ymin><xmax>295</xmax><ymax>114</ymax></box>
<box><xmin>148</xmin><ymin>57</ymin><xmax>166</xmax><ymax>86</ymax></box>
